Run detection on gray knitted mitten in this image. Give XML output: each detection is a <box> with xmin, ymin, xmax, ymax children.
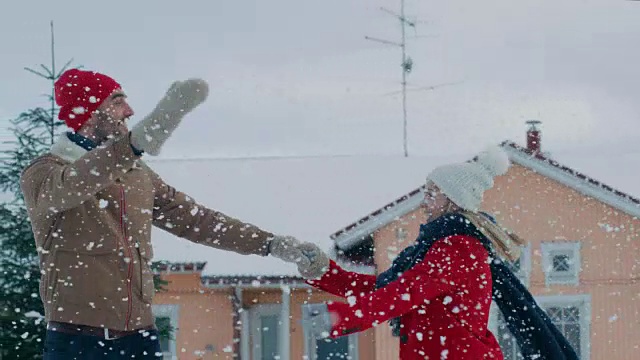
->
<box><xmin>269</xmin><ymin>235</ymin><xmax>310</xmax><ymax>267</ymax></box>
<box><xmin>296</xmin><ymin>242</ymin><xmax>329</xmax><ymax>280</ymax></box>
<box><xmin>130</xmin><ymin>78</ymin><xmax>209</xmax><ymax>156</ymax></box>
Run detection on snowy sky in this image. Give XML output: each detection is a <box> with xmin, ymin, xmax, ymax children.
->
<box><xmin>2</xmin><ymin>0</ymin><xmax>640</xmax><ymax>274</ymax></box>
<box><xmin>2</xmin><ymin>0</ymin><xmax>640</xmax><ymax>159</ymax></box>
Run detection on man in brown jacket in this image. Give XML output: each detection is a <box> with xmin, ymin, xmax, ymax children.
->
<box><xmin>20</xmin><ymin>68</ymin><xmax>328</xmax><ymax>359</ymax></box>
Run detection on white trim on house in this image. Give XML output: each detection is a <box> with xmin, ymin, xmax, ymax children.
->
<box><xmin>488</xmin><ymin>302</ymin><xmax>522</xmax><ymax>360</ymax></box>
<box><xmin>301</xmin><ymin>303</ymin><xmax>359</xmax><ymax>360</ymax></box>
<box><xmin>279</xmin><ymin>286</ymin><xmax>291</xmax><ymax>360</ymax></box>
<box><xmin>204</xmin><ymin>282</ymin><xmax>310</xmax><ymax>290</ymax></box>
<box><xmin>514</xmin><ymin>243</ymin><xmax>532</xmax><ymax>286</ymax></box>
<box><xmin>333</xmin><ymin>144</ymin><xmax>640</xmax><ymax>250</ymax></box>
<box><xmin>541</xmin><ymin>241</ymin><xmax>582</xmax><ymax>286</ymax></box>
<box><xmin>334</xmin><ymin>191</ymin><xmax>424</xmax><ymax>250</ymax></box>
<box><xmin>249</xmin><ymin>303</ymin><xmax>282</xmax><ymax>360</ymax></box>
<box><xmin>152</xmin><ymin>304</ymin><xmax>180</xmax><ymax>360</ymax></box>
<box><xmin>236</xmin><ymin>288</ymin><xmax>251</xmax><ymax>360</ymax></box>
<box><xmin>504</xmin><ymin>146</ymin><xmax>640</xmax><ymax>218</ymax></box>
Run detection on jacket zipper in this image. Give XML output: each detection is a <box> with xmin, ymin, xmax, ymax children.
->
<box><xmin>120</xmin><ymin>184</ymin><xmax>134</xmax><ymax>331</ymax></box>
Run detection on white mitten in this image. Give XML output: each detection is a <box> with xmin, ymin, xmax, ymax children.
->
<box><xmin>130</xmin><ymin>78</ymin><xmax>209</xmax><ymax>155</ymax></box>
<box><xmin>296</xmin><ymin>242</ymin><xmax>330</xmax><ymax>280</ymax></box>
<box><xmin>269</xmin><ymin>235</ymin><xmax>310</xmax><ymax>267</ymax></box>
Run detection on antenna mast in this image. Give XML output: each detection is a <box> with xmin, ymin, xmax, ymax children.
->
<box><xmin>365</xmin><ymin>1</ymin><xmax>462</xmax><ymax>157</ymax></box>
<box><xmin>365</xmin><ymin>0</ymin><xmax>415</xmax><ymax>157</ymax></box>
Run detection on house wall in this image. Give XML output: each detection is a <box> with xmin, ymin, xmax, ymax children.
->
<box><xmin>154</xmin><ymin>274</ymin><xmax>376</xmax><ymax>359</ymax></box>
<box><xmin>370</xmin><ymin>163</ymin><xmax>640</xmax><ymax>359</ymax></box>
<box><xmin>242</xmin><ymin>288</ymin><xmax>376</xmax><ymax>360</ymax></box>
<box><xmin>155</xmin><ymin>273</ymin><xmax>236</xmax><ymax>360</ymax></box>
<box><xmin>484</xmin><ymin>164</ymin><xmax>640</xmax><ymax>360</ymax></box>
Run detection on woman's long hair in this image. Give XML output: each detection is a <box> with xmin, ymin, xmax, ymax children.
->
<box><xmin>461</xmin><ymin>210</ymin><xmax>525</xmax><ymax>262</ymax></box>
<box><xmin>432</xmin><ymin>198</ymin><xmax>526</xmax><ymax>262</ymax></box>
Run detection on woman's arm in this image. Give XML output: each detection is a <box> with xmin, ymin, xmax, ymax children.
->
<box><xmin>306</xmin><ymin>260</ymin><xmax>378</xmax><ymax>299</ymax></box>
<box><xmin>325</xmin><ymin>235</ymin><xmax>489</xmax><ymax>337</ymax></box>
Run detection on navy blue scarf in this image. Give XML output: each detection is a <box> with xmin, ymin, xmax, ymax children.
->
<box><xmin>67</xmin><ymin>132</ymin><xmax>144</xmax><ymax>156</ymax></box>
<box><xmin>375</xmin><ymin>212</ymin><xmax>579</xmax><ymax>360</ymax></box>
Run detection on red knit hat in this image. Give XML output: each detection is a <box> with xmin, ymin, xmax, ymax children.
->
<box><xmin>54</xmin><ymin>68</ymin><xmax>122</xmax><ymax>131</ymax></box>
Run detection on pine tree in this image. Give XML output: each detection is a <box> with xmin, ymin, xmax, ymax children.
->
<box><xmin>0</xmin><ymin>22</ymin><xmax>74</xmax><ymax>359</ymax></box>
<box><xmin>0</xmin><ymin>107</ymin><xmax>63</xmax><ymax>359</ymax></box>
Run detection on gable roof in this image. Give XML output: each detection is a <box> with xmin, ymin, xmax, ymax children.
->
<box><xmin>330</xmin><ymin>141</ymin><xmax>640</xmax><ymax>250</ymax></box>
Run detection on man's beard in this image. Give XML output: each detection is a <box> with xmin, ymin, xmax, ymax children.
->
<box><xmin>94</xmin><ymin>114</ymin><xmax>127</xmax><ymax>144</ymax></box>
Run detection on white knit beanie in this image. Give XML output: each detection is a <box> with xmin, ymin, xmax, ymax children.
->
<box><xmin>426</xmin><ymin>146</ymin><xmax>511</xmax><ymax>212</ymax></box>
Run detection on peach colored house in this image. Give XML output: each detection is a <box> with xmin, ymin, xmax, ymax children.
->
<box><xmin>150</xmin><ymin>125</ymin><xmax>640</xmax><ymax>359</ymax></box>
<box><xmin>152</xmin><ymin>261</ymin><xmax>376</xmax><ymax>360</ymax></box>
<box><xmin>328</xmin><ymin>125</ymin><xmax>640</xmax><ymax>360</ymax></box>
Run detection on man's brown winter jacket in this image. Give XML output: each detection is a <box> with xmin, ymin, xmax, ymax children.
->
<box><xmin>20</xmin><ymin>133</ymin><xmax>275</xmax><ymax>331</ymax></box>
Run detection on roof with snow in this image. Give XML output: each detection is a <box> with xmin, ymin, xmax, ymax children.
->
<box><xmin>152</xmin><ymin>261</ymin><xmax>207</xmax><ymax>273</ymax></box>
<box><xmin>147</xmin><ymin>143</ymin><xmax>640</xmax><ymax>276</ymax></box>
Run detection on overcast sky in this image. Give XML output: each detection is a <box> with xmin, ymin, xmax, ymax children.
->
<box><xmin>2</xmin><ymin>0</ymin><xmax>640</xmax><ymax>159</ymax></box>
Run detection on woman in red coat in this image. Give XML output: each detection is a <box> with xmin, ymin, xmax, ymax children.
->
<box><xmin>300</xmin><ymin>146</ymin><xmax>525</xmax><ymax>359</ymax></box>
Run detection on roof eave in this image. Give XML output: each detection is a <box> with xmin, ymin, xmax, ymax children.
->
<box><xmin>333</xmin><ymin>191</ymin><xmax>424</xmax><ymax>250</ymax></box>
<box><xmin>503</xmin><ymin>144</ymin><xmax>640</xmax><ymax>218</ymax></box>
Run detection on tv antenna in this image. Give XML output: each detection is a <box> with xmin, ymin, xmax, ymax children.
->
<box><xmin>365</xmin><ymin>0</ymin><xmax>460</xmax><ymax>157</ymax></box>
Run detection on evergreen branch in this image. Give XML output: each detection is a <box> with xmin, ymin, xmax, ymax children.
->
<box><xmin>39</xmin><ymin>64</ymin><xmax>53</xmax><ymax>78</ymax></box>
<box><xmin>23</xmin><ymin>67</ymin><xmax>48</xmax><ymax>79</ymax></box>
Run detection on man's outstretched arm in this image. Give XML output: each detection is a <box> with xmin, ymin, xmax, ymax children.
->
<box><xmin>145</xmin><ymin>164</ymin><xmax>275</xmax><ymax>256</ymax></box>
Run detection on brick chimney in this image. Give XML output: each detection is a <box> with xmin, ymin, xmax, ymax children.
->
<box><xmin>526</xmin><ymin>120</ymin><xmax>542</xmax><ymax>153</ymax></box>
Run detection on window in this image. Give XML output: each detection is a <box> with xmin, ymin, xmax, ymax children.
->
<box><xmin>301</xmin><ymin>304</ymin><xmax>358</xmax><ymax>360</ymax></box>
<box><xmin>152</xmin><ymin>304</ymin><xmax>180</xmax><ymax>360</ymax></box>
<box><xmin>538</xmin><ymin>295</ymin><xmax>591</xmax><ymax>359</ymax></box>
<box><xmin>489</xmin><ymin>295</ymin><xmax>590</xmax><ymax>360</ymax></box>
<box><xmin>541</xmin><ymin>242</ymin><xmax>581</xmax><ymax>285</ymax></box>
<box><xmin>491</xmin><ymin>307</ymin><xmax>524</xmax><ymax>360</ymax></box>
<box><xmin>155</xmin><ymin>316</ymin><xmax>172</xmax><ymax>355</ymax></box>
<box><xmin>250</xmin><ymin>304</ymin><xmax>282</xmax><ymax>360</ymax></box>
<box><xmin>508</xmin><ymin>244</ymin><xmax>531</xmax><ymax>286</ymax></box>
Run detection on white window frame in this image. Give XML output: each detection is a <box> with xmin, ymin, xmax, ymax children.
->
<box><xmin>487</xmin><ymin>302</ymin><xmax>522</xmax><ymax>360</ymax></box>
<box><xmin>511</xmin><ymin>243</ymin><xmax>531</xmax><ymax>286</ymax></box>
<box><xmin>541</xmin><ymin>241</ymin><xmax>581</xmax><ymax>286</ymax></box>
<box><xmin>537</xmin><ymin>294</ymin><xmax>591</xmax><ymax>360</ymax></box>
<box><xmin>488</xmin><ymin>294</ymin><xmax>591</xmax><ymax>360</ymax></box>
<box><xmin>301</xmin><ymin>303</ymin><xmax>358</xmax><ymax>360</ymax></box>
<box><xmin>152</xmin><ymin>304</ymin><xmax>180</xmax><ymax>360</ymax></box>
<box><xmin>249</xmin><ymin>304</ymin><xmax>282</xmax><ymax>360</ymax></box>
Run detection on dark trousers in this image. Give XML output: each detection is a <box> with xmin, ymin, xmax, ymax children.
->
<box><xmin>43</xmin><ymin>328</ymin><xmax>163</xmax><ymax>359</ymax></box>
